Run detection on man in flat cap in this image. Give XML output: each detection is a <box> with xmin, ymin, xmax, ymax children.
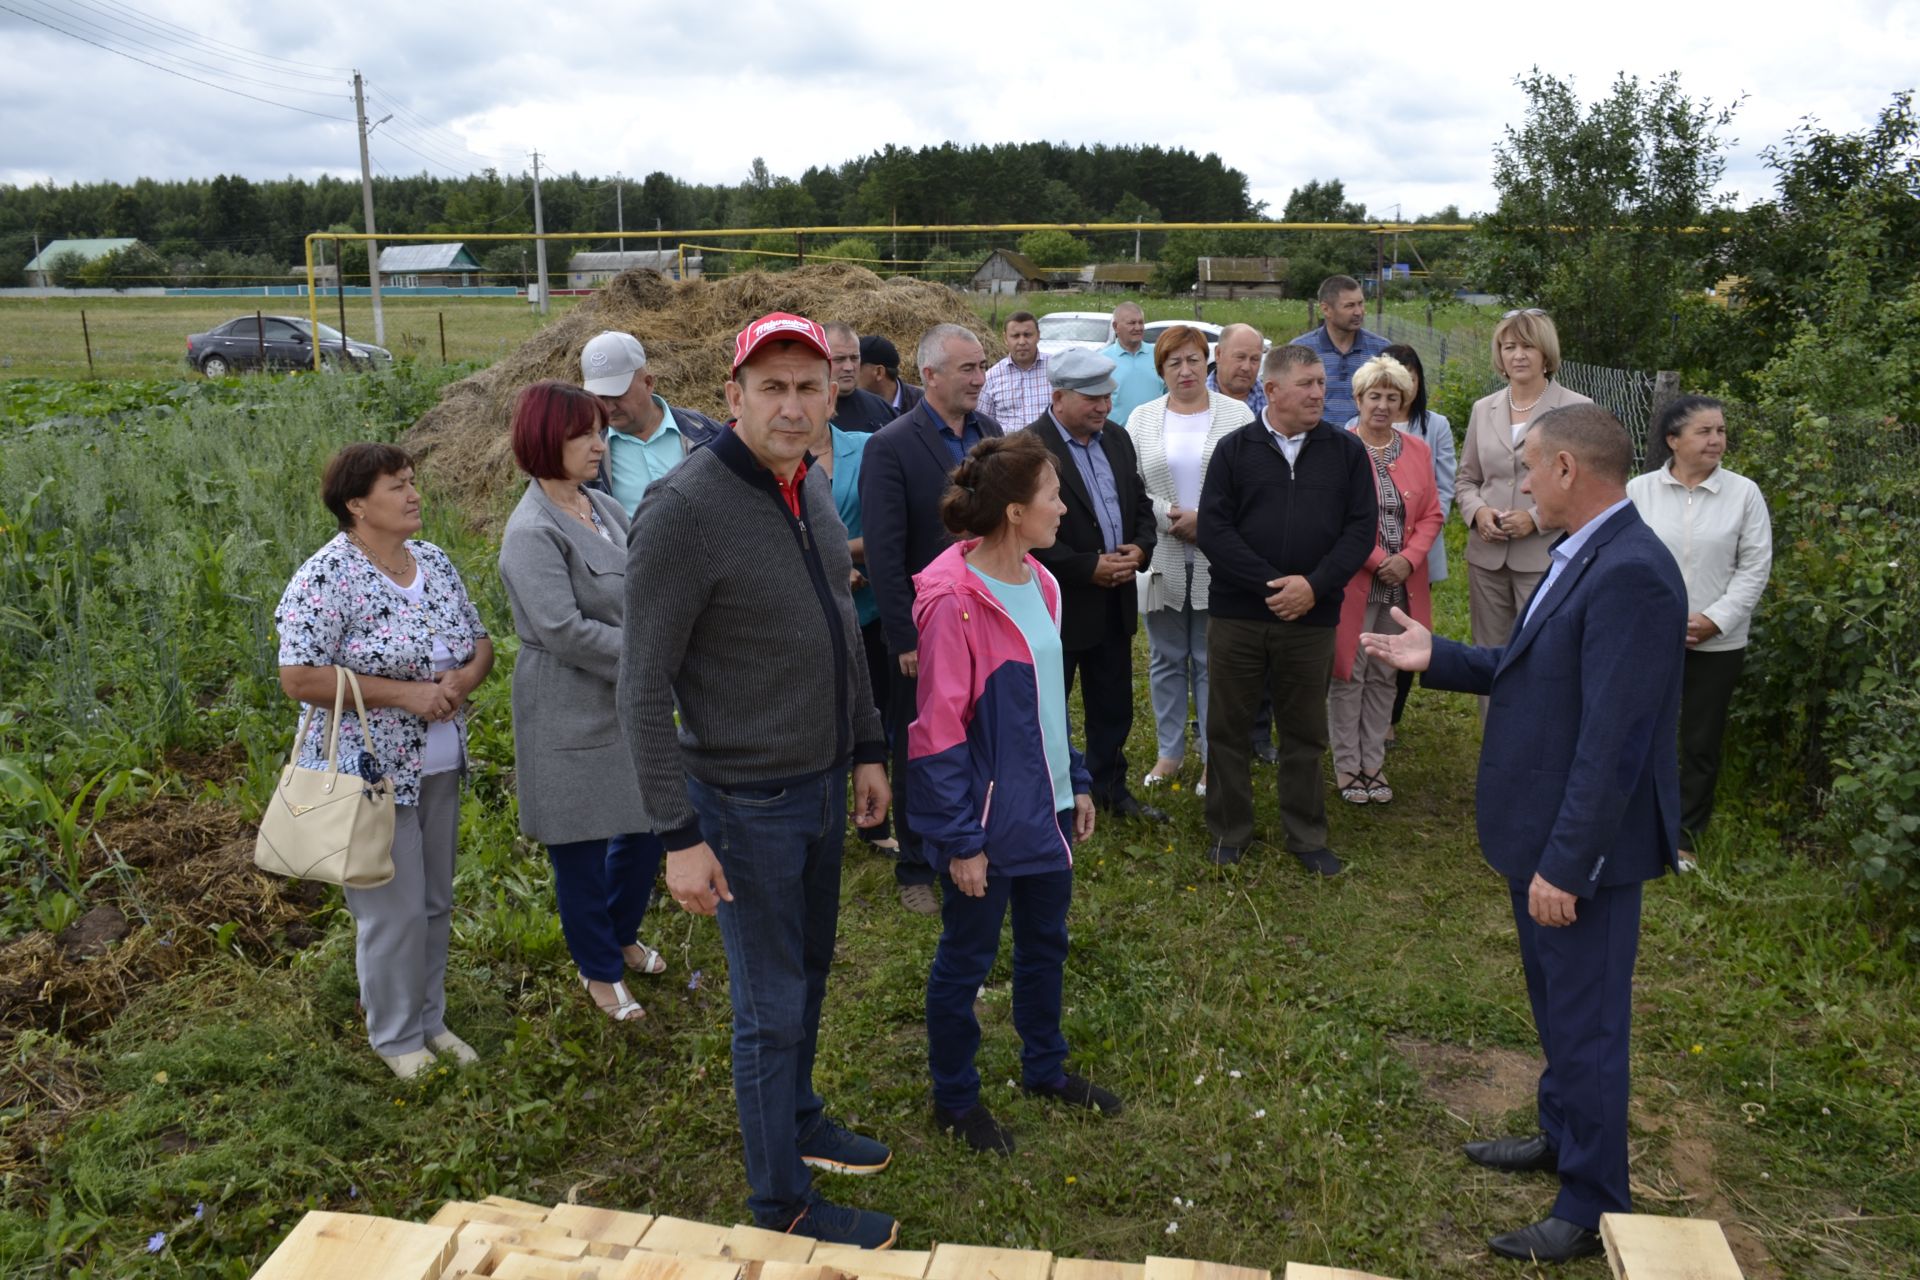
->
<box><xmin>857</xmin><ymin>334</ymin><xmax>924</xmax><ymax>417</ymax></box>
<box><xmin>1022</xmin><ymin>348</ymin><xmax>1167</xmax><ymax>824</ymax></box>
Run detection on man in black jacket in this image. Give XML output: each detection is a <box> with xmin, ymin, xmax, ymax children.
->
<box><xmin>858</xmin><ymin>323</ymin><xmax>1000</xmax><ymax>912</ymax></box>
<box><xmin>1196</xmin><ymin>344</ymin><xmax>1376</xmax><ymax>873</ymax></box>
<box><xmin>1023</xmin><ymin>349</ymin><xmax>1166</xmax><ymax>823</ymax></box>
<box><xmin>826</xmin><ymin>323</ymin><xmax>904</xmax><ymax>433</ymax></box>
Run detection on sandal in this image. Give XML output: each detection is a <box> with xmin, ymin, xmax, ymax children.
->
<box><xmin>1361</xmin><ymin>772</ymin><xmax>1394</xmax><ymax>805</ymax></box>
<box><xmin>623</xmin><ymin>941</ymin><xmax>667</xmax><ymax>977</ymax></box>
<box><xmin>1338</xmin><ymin>773</ymin><xmax>1370</xmax><ymax>805</ymax></box>
<box><xmin>580</xmin><ymin>975</ymin><xmax>645</xmax><ymax>1021</ymax></box>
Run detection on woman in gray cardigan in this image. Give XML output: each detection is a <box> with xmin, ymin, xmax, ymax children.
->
<box><xmin>499</xmin><ymin>381</ymin><xmax>664</xmax><ymax>1022</ymax></box>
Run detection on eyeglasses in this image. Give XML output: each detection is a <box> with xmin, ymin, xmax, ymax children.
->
<box><xmin>1503</xmin><ymin>307</ymin><xmax>1547</xmax><ymax>319</ymax></box>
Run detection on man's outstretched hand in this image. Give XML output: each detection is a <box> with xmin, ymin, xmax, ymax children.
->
<box><xmin>1359</xmin><ymin>606</ymin><xmax>1433</xmax><ymax>672</ymax></box>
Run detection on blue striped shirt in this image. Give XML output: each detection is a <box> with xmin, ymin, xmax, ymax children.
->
<box><xmin>1289</xmin><ymin>325</ymin><xmax>1391</xmax><ymax>426</ymax></box>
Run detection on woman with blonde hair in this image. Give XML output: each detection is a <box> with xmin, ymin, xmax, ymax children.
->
<box><xmin>1329</xmin><ymin>356</ymin><xmax>1443</xmax><ymax>804</ymax></box>
<box><xmin>1126</xmin><ymin>325</ymin><xmax>1254</xmax><ymax>795</ymax></box>
<box><xmin>1455</xmin><ymin>309</ymin><xmax>1592</xmax><ymax>651</ymax></box>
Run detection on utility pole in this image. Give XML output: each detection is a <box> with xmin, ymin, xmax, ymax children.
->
<box><xmin>352</xmin><ymin>71</ymin><xmax>388</xmax><ymax>344</ymax></box>
<box><xmin>531</xmin><ymin>151</ymin><xmax>550</xmax><ymax>315</ymax></box>
<box><xmin>615</xmin><ymin>170</ymin><xmax>624</xmax><ymax>255</ymax></box>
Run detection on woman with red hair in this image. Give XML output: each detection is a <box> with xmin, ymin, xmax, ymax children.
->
<box><xmin>498</xmin><ymin>380</ymin><xmax>666</xmax><ymax>1023</ymax></box>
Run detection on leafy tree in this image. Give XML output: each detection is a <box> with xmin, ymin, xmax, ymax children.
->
<box><xmin>77</xmin><ymin>243</ymin><xmax>164</xmax><ymax>289</ymax></box>
<box><xmin>1275</xmin><ymin>179</ymin><xmax>1373</xmax><ymax>297</ymax></box>
<box><xmin>1016</xmin><ymin>229</ymin><xmax>1088</xmax><ymax>267</ymax></box>
<box><xmin>814</xmin><ymin>237</ymin><xmax>881</xmax><ymax>266</ymax></box>
<box><xmin>45</xmin><ymin>249</ymin><xmax>87</xmax><ymax>287</ymax></box>
<box><xmin>1473</xmin><ymin>68</ymin><xmax>1737</xmax><ymax>367</ymax></box>
<box><xmin>1154</xmin><ymin>228</ymin><xmax>1277</xmax><ymax>293</ymax></box>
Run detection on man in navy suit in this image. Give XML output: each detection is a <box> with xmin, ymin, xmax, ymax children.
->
<box><xmin>859</xmin><ymin>324</ymin><xmax>1000</xmax><ymax>914</ymax></box>
<box><xmin>1362</xmin><ymin>404</ymin><xmax>1686</xmax><ymax>1264</ymax></box>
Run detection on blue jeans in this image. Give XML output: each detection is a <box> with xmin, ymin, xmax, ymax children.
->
<box><xmin>546</xmin><ymin>832</ymin><xmax>663</xmax><ymax>983</ymax></box>
<box><xmin>687</xmin><ymin>768</ymin><xmax>846</xmax><ymax>1226</ymax></box>
<box><xmin>926</xmin><ymin>862</ymin><xmax>1073</xmax><ymax>1115</ymax></box>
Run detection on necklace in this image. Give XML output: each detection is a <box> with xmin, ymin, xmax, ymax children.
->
<box><xmin>1508</xmin><ymin>385</ymin><xmax>1545</xmax><ymax>414</ymax></box>
<box><xmin>348</xmin><ymin>530</ymin><xmax>414</xmax><ymax>579</ymax></box>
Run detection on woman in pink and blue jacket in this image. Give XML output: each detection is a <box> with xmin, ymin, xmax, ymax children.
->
<box><xmin>909</xmin><ymin>433</ymin><xmax>1120</xmax><ymax>1157</ymax></box>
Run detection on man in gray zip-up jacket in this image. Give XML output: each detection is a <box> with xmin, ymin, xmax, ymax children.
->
<box><xmin>618</xmin><ymin>312</ymin><xmax>898</xmax><ymax>1249</ymax></box>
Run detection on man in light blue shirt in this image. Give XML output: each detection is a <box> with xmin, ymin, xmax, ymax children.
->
<box><xmin>1099</xmin><ymin>301</ymin><xmax>1165</xmax><ymax>428</ymax></box>
<box><xmin>580</xmin><ymin>330</ymin><xmax>724</xmax><ymax>516</ymax></box>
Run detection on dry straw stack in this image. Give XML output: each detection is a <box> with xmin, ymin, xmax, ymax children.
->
<box><xmin>406</xmin><ymin>264</ymin><xmax>997</xmax><ymax>523</ymax></box>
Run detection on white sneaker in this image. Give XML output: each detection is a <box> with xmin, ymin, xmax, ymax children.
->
<box><xmin>427</xmin><ymin>1030</ymin><xmax>480</xmax><ymax>1064</ymax></box>
<box><xmin>378</xmin><ymin>1048</ymin><xmax>436</xmax><ymax>1080</ymax></box>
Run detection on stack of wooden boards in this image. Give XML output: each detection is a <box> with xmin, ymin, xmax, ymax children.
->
<box><xmin>245</xmin><ymin>1197</ymin><xmax>1746</xmax><ymax>1280</ymax></box>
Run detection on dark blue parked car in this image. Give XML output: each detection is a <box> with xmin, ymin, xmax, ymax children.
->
<box><xmin>186</xmin><ymin>315</ymin><xmax>392</xmax><ymax>376</ymax></box>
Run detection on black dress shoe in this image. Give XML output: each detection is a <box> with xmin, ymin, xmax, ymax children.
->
<box><xmin>1487</xmin><ymin>1216</ymin><xmax>1602</xmax><ymax>1263</ymax></box>
<box><xmin>1023</xmin><ymin>1073</ymin><xmax>1123</xmax><ymax>1115</ymax></box>
<box><xmin>1293</xmin><ymin>847</ymin><xmax>1345</xmax><ymax>877</ymax></box>
<box><xmin>1206</xmin><ymin>840</ymin><xmax>1243</xmax><ymax>866</ymax></box>
<box><xmin>1464</xmin><ymin>1132</ymin><xmax>1558</xmax><ymax>1173</ymax></box>
<box><xmin>1109</xmin><ymin>795</ymin><xmax>1170</xmax><ymax>824</ymax></box>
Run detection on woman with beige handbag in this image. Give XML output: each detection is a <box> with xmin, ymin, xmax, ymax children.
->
<box><xmin>273</xmin><ymin>443</ymin><xmax>495</xmax><ymax>1080</ymax></box>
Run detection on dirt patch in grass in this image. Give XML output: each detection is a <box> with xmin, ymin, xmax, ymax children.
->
<box><xmin>1</xmin><ymin>782</ymin><xmax>326</xmax><ymax>1045</ymax></box>
<box><xmin>1634</xmin><ymin>1099</ymin><xmax>1782</xmax><ymax>1280</ymax></box>
<box><xmin>1393</xmin><ymin>1035</ymin><xmax>1538</xmax><ymax>1124</ymax></box>
<box><xmin>405</xmin><ymin>263</ymin><xmax>997</xmax><ymax>522</ymax></box>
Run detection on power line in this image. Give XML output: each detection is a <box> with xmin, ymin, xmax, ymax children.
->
<box><xmin>85</xmin><ymin>0</ymin><xmax>351</xmax><ymax>74</ymax></box>
<box><xmin>364</xmin><ymin>84</ymin><xmax>511</xmax><ymax>164</ymax></box>
<box><xmin>11</xmin><ymin>0</ymin><xmax>348</xmax><ymax>99</ymax></box>
<box><xmin>0</xmin><ymin>1</ymin><xmax>353</xmax><ymax>121</ymax></box>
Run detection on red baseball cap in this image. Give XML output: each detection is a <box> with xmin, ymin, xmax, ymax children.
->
<box><xmin>731</xmin><ymin>312</ymin><xmax>832</xmax><ymax>373</ymax></box>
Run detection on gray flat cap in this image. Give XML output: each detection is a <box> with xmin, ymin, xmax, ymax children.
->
<box><xmin>1048</xmin><ymin>347</ymin><xmax>1118</xmax><ymax>396</ymax></box>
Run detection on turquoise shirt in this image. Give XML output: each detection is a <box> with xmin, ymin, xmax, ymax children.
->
<box><xmin>829</xmin><ymin>426</ymin><xmax>878</xmax><ymax>626</ymax></box>
<box><xmin>967</xmin><ymin>563</ymin><xmax>1073</xmax><ymax>814</ymax></box>
<box><xmin>1100</xmin><ymin>341</ymin><xmax>1166</xmax><ymax>429</ymax></box>
<box><xmin>605</xmin><ymin>396</ymin><xmax>685</xmax><ymax>516</ymax></box>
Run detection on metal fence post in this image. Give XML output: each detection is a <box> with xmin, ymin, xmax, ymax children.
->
<box><xmin>80</xmin><ymin>309</ymin><xmax>95</xmax><ymax>377</ymax></box>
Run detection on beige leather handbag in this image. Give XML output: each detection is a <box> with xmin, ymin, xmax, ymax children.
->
<box><xmin>253</xmin><ymin>667</ymin><xmax>397</xmax><ymax>888</ymax></box>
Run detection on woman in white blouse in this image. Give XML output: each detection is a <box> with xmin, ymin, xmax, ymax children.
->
<box><xmin>1126</xmin><ymin>326</ymin><xmax>1254</xmax><ymax>795</ymax></box>
<box><xmin>1627</xmin><ymin>396</ymin><xmax>1773</xmax><ymax>869</ymax></box>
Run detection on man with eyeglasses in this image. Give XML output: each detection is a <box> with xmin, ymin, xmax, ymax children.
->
<box><xmin>1289</xmin><ymin>275</ymin><xmax>1391</xmax><ymax>427</ymax></box>
<box><xmin>825</xmin><ymin>322</ymin><xmax>901</xmax><ymax>433</ymax></box>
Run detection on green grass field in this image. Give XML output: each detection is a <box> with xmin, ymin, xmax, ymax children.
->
<box><xmin>0</xmin><ymin>295</ymin><xmax>580</xmax><ymax>380</ymax></box>
<box><xmin>1</xmin><ymin>369</ymin><xmax>1913</xmax><ymax>1278</ymax></box>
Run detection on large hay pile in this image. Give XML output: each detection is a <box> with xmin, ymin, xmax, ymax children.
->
<box><xmin>406</xmin><ymin>262</ymin><xmax>998</xmax><ymax>521</ymax></box>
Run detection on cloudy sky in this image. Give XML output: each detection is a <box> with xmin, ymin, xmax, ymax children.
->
<box><xmin>2</xmin><ymin>0</ymin><xmax>1914</xmax><ymax>219</ymax></box>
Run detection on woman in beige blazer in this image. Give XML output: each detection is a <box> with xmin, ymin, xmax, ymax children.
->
<box><xmin>1454</xmin><ymin>308</ymin><xmax>1593</xmax><ymax>649</ymax></box>
<box><xmin>1126</xmin><ymin>325</ymin><xmax>1254</xmax><ymax>793</ymax></box>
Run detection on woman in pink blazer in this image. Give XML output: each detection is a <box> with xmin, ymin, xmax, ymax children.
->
<box><xmin>1330</xmin><ymin>356</ymin><xmax>1444</xmax><ymax>805</ymax></box>
<box><xmin>1455</xmin><ymin>308</ymin><xmax>1593</xmax><ymax>650</ymax></box>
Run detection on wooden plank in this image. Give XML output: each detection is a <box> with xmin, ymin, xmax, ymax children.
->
<box><xmin>546</xmin><ymin>1205</ymin><xmax>657</xmax><ymax>1251</ymax></box>
<box><xmin>436</xmin><ymin>1237</ymin><xmax>494</xmax><ymax>1279</ymax></box>
<box><xmin>1145</xmin><ymin>1259</ymin><xmax>1269</xmax><ymax>1280</ymax></box>
<box><xmin>1599</xmin><ymin>1214</ymin><xmax>1744</xmax><ymax>1280</ymax></box>
<box><xmin>722</xmin><ymin>1224</ymin><xmax>819</xmax><ymax>1263</ymax></box>
<box><xmin>486</xmin><ymin>1195</ymin><xmax>558</xmax><ymax>1219</ymax></box>
<box><xmin>430</xmin><ymin>1201</ymin><xmax>552</xmax><ymax>1231</ymax></box>
<box><xmin>807</xmin><ymin>1246</ymin><xmax>932</xmax><ymax>1279</ymax></box>
<box><xmin>615</xmin><ymin>1252</ymin><xmax>747</xmax><ymax>1280</ymax></box>
<box><xmin>925</xmin><ymin>1244</ymin><xmax>1054</xmax><ymax>1280</ymax></box>
<box><xmin>640</xmin><ymin>1217</ymin><xmax>734</xmax><ymax>1257</ymax></box>
<box><xmin>491</xmin><ymin>1254</ymin><xmax>627</xmax><ymax>1280</ymax></box>
<box><xmin>454</xmin><ymin>1221</ymin><xmax>593</xmax><ymax>1260</ymax></box>
<box><xmin>1053</xmin><ymin>1261</ymin><xmax>1147</xmax><ymax>1280</ymax></box>
<box><xmin>253</xmin><ymin>1211</ymin><xmax>455</xmax><ymax>1280</ymax></box>
<box><xmin>1280</xmin><ymin>1266</ymin><xmax>1404</xmax><ymax>1280</ymax></box>
<box><xmin>752</xmin><ymin>1264</ymin><xmax>843</xmax><ymax>1280</ymax></box>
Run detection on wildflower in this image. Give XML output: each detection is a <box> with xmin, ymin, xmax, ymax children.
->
<box><xmin>1065</xmin><ymin>1175</ymin><xmax>1077</xmax><ymax>1185</ymax></box>
<box><xmin>152</xmin><ymin>1071</ymin><xmax>169</xmax><ymax>1085</ymax></box>
<box><xmin>393</xmin><ymin>1098</ymin><xmax>405</xmax><ymax>1107</ymax></box>
<box><xmin>194</xmin><ymin>1203</ymin><xmax>205</xmax><ymax>1221</ymax></box>
<box><xmin>1690</xmin><ymin>1043</ymin><xmax>1704</xmax><ymax>1054</ymax></box>
<box><xmin>1186</xmin><ymin>885</ymin><xmax>1196</xmax><ymax>893</ymax></box>
<box><xmin>1821</xmin><ymin>1107</ymin><xmax>1831</xmax><ymax>1116</ymax></box>
<box><xmin>1194</xmin><ymin>1073</ymin><xmax>1206</xmax><ymax>1085</ymax></box>
<box><xmin>1254</xmin><ymin>1108</ymin><xmax>1267</xmax><ymax>1119</ymax></box>
<box><xmin>349</xmin><ymin>1185</ymin><xmax>359</xmax><ymax>1200</ymax></box>
<box><xmin>688</xmin><ymin>970</ymin><xmax>704</xmax><ymax>991</ymax></box>
<box><xmin>1165</xmin><ymin>1222</ymin><xmax>1179</xmax><ymax>1235</ymax></box>
<box><xmin>147</xmin><ymin>1233</ymin><xmax>167</xmax><ymax>1253</ymax></box>
<box><xmin>1229</xmin><ymin>1070</ymin><xmax>1242</xmax><ymax>1079</ymax></box>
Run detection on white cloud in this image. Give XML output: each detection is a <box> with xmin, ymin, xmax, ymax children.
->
<box><xmin>0</xmin><ymin>0</ymin><xmax>1912</xmax><ymax>219</ymax></box>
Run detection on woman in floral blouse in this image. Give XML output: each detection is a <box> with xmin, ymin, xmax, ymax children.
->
<box><xmin>275</xmin><ymin>442</ymin><xmax>494</xmax><ymax>1080</ymax></box>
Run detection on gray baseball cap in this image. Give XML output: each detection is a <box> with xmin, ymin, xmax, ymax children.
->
<box><xmin>1047</xmin><ymin>347</ymin><xmax>1118</xmax><ymax>396</ymax></box>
